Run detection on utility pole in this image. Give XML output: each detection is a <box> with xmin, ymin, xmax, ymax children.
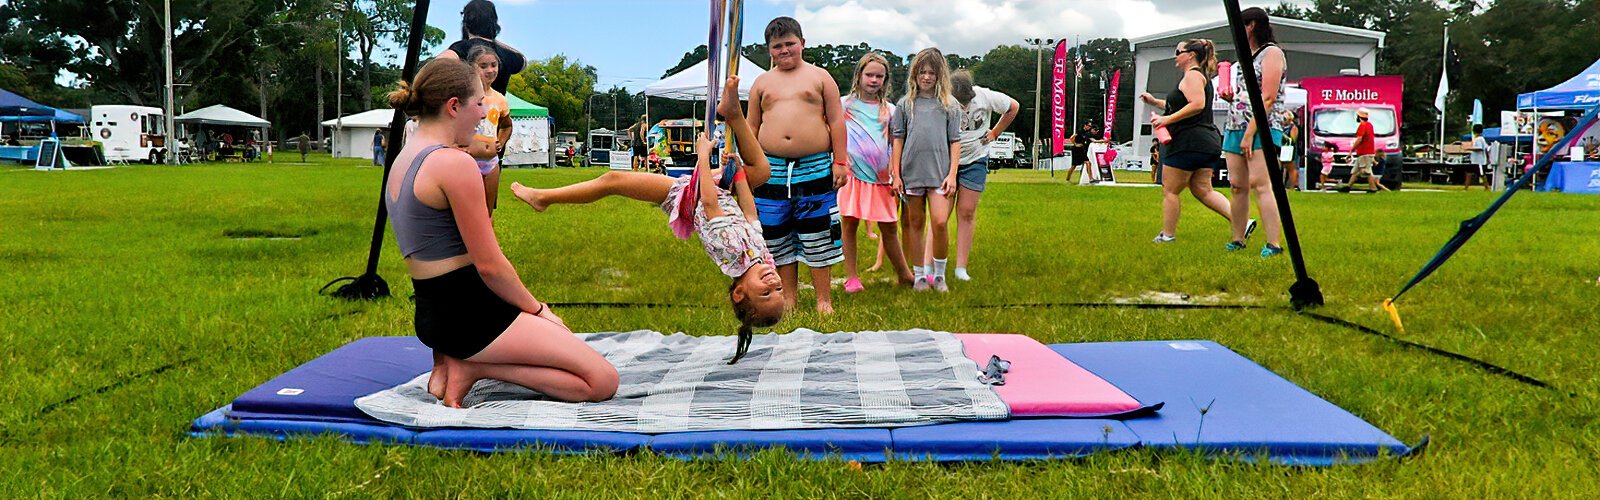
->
<box><xmin>1072</xmin><ymin>36</ymin><xmax>1080</xmax><ymax>146</ymax></box>
<box><xmin>163</xmin><ymin>0</ymin><xmax>175</xmax><ymax>164</ymax></box>
<box><xmin>335</xmin><ymin>1</ymin><xmax>345</xmax><ymax>158</ymax></box>
<box><xmin>1025</xmin><ymin>37</ymin><xmax>1055</xmax><ymax>175</ymax></box>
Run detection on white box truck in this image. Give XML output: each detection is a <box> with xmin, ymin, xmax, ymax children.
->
<box><xmin>91</xmin><ymin>105</ymin><xmax>168</xmax><ymax>164</ymax></box>
<box><xmin>986</xmin><ymin>132</ymin><xmax>1024</xmax><ymax>169</ymax></box>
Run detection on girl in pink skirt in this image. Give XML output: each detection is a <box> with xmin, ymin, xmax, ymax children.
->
<box><xmin>839</xmin><ymin>53</ymin><xmax>916</xmax><ymax>293</ymax></box>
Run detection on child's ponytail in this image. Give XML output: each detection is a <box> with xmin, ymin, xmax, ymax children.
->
<box><xmin>730</xmin><ymin>322</ymin><xmax>754</xmax><ymax>364</ymax></box>
<box><xmin>727</xmin><ymin>279</ymin><xmax>781</xmax><ymax>364</ymax></box>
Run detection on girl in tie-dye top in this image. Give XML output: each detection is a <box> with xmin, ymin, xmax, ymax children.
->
<box><xmin>838</xmin><ymin>53</ymin><xmax>917</xmax><ymax>294</ymax></box>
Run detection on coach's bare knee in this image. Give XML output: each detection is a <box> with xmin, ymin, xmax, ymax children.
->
<box><xmin>583</xmin><ymin>364</ymin><xmax>620</xmax><ymax>401</ymax></box>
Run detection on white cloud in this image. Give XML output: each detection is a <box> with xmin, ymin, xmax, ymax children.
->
<box><xmin>781</xmin><ymin>0</ymin><xmax>1278</xmax><ymax>56</ymax></box>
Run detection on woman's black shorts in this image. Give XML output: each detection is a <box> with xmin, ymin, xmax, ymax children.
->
<box><xmin>413</xmin><ymin>265</ymin><xmax>523</xmax><ymax>359</ymax></box>
<box><xmin>1162</xmin><ymin>150</ymin><xmax>1223</xmax><ymax>172</ymax></box>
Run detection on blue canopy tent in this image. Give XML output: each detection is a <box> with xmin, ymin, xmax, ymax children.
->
<box><xmin>0</xmin><ymin>107</ymin><xmax>85</xmax><ymax>124</ymax></box>
<box><xmin>1517</xmin><ymin>57</ymin><xmax>1600</xmax><ymax>110</ymax></box>
<box><xmin>0</xmin><ymin>88</ymin><xmax>57</xmax><ymax>118</ymax></box>
<box><xmin>1510</xmin><ymin>57</ymin><xmax>1600</xmax><ymax>193</ymax></box>
<box><xmin>1</xmin><ymin>88</ymin><xmax>93</xmax><ymax>165</ymax></box>
<box><xmin>1480</xmin><ymin>127</ymin><xmax>1520</xmax><ymax>144</ymax></box>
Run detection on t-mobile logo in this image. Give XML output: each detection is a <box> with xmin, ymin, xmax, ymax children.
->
<box><xmin>1322</xmin><ymin>89</ymin><xmax>1380</xmax><ymax>101</ymax></box>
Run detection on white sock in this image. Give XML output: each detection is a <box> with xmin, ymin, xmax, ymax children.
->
<box><xmin>954</xmin><ymin>267</ymin><xmax>971</xmax><ymax>281</ymax></box>
<box><xmin>933</xmin><ymin>258</ymin><xmax>948</xmax><ymax>280</ymax></box>
<box><xmin>913</xmin><ymin>265</ymin><xmax>927</xmax><ymax>280</ymax></box>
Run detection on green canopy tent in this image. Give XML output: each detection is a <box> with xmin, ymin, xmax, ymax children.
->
<box><xmin>504</xmin><ymin>93</ymin><xmax>550</xmax><ymax>167</ymax></box>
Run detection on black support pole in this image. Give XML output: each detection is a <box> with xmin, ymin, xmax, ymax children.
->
<box><xmin>1222</xmin><ymin>0</ymin><xmax>1323</xmax><ymax>309</ymax></box>
<box><xmin>322</xmin><ymin>0</ymin><xmax>432</xmax><ymax>300</ymax></box>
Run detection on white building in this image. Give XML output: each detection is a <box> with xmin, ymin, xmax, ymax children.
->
<box><xmin>321</xmin><ymin>109</ymin><xmax>396</xmax><ymax>160</ymax></box>
<box><xmin>1129</xmin><ymin>18</ymin><xmax>1385</xmax><ymax>167</ymax></box>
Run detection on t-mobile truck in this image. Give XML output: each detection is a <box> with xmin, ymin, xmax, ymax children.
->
<box><xmin>1298</xmin><ymin>74</ymin><xmax>1404</xmax><ymax>180</ymax></box>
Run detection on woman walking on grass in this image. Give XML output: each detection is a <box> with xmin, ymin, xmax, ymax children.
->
<box><xmin>385</xmin><ymin>58</ymin><xmax>617</xmax><ymax>407</ymax></box>
<box><xmin>1140</xmin><ymin>38</ymin><xmax>1233</xmax><ymax>243</ymax></box>
<box><xmin>1220</xmin><ymin>7</ymin><xmax>1284</xmax><ymax>256</ymax></box>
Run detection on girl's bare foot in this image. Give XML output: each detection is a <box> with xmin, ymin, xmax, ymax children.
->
<box><xmin>427</xmin><ymin>352</ymin><xmax>448</xmax><ymax>401</ymax></box>
<box><xmin>816</xmin><ymin>301</ymin><xmax>834</xmax><ymax>315</ymax></box>
<box><xmin>509</xmin><ymin>182</ymin><xmax>548</xmax><ymax>212</ymax></box>
<box><xmin>441</xmin><ymin>357</ymin><xmax>482</xmax><ymax>409</ymax></box>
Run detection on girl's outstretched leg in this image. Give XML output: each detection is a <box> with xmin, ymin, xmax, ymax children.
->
<box><xmin>511</xmin><ymin>171</ymin><xmax>674</xmax><ymax>212</ymax></box>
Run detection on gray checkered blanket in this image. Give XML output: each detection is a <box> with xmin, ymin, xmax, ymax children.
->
<box><xmin>354</xmin><ymin>329</ymin><xmax>1009</xmax><ymax>433</ymax></box>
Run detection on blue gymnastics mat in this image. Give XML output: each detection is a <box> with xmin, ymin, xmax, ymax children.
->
<box><xmin>191</xmin><ymin>336</ymin><xmax>1419</xmax><ymax>464</ymax></box>
<box><xmin>1052</xmin><ymin>340</ymin><xmax>1424</xmax><ymax>466</ymax></box>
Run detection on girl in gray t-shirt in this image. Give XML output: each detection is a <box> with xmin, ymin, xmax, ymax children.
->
<box><xmin>890</xmin><ymin>47</ymin><xmax>962</xmax><ymax>292</ymax></box>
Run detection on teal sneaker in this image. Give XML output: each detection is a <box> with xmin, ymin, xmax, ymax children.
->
<box><xmin>1225</xmin><ymin>241</ymin><xmax>1247</xmax><ymax>252</ymax></box>
<box><xmin>1260</xmin><ymin>244</ymin><xmax>1284</xmax><ymax>257</ymax></box>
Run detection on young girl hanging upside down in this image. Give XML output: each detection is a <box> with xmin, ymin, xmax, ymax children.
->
<box><xmin>511</xmin><ymin>76</ymin><xmax>784</xmax><ymax>363</ymax></box>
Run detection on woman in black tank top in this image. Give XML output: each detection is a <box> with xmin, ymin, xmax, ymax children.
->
<box><xmin>1138</xmin><ymin>38</ymin><xmax>1234</xmax><ymax>243</ymax></box>
<box><xmin>386</xmin><ymin>58</ymin><xmax>617</xmax><ymax>407</ymax></box>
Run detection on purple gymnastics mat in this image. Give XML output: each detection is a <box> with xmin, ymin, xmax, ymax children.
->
<box><xmin>191</xmin><ymin>336</ymin><xmax>1421</xmax><ymax>464</ymax></box>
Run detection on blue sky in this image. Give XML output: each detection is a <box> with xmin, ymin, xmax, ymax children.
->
<box><xmin>403</xmin><ymin>0</ymin><xmax>1288</xmax><ymax>91</ymax></box>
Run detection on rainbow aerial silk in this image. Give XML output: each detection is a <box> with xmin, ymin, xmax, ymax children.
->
<box><xmin>670</xmin><ymin>0</ymin><xmax>743</xmax><ymax>240</ymax></box>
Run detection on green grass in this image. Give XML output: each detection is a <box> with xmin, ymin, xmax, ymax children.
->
<box><xmin>2</xmin><ymin>154</ymin><xmax>1597</xmax><ymax>497</ymax></box>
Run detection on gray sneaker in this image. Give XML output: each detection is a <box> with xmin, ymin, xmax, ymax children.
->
<box><xmin>914</xmin><ymin>276</ymin><xmax>931</xmax><ymax>292</ymax></box>
<box><xmin>933</xmin><ymin>276</ymin><xmax>950</xmax><ymax>293</ymax></box>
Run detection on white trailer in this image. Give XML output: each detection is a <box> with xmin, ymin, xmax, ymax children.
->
<box><xmin>91</xmin><ymin>105</ymin><xmax>168</xmax><ymax>163</ymax></box>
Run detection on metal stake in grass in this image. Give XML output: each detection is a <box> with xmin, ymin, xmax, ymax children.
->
<box><xmin>1223</xmin><ymin>0</ymin><xmax>1323</xmax><ymax>310</ymax></box>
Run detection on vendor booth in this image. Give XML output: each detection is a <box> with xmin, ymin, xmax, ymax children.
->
<box><xmin>1518</xmin><ymin>56</ymin><xmax>1600</xmax><ymax>194</ymax></box>
<box><xmin>176</xmin><ymin>104</ymin><xmax>271</xmax><ymax>162</ymax></box>
<box><xmin>503</xmin><ymin>93</ymin><xmax>551</xmax><ymax>167</ymax></box>
<box><xmin>1</xmin><ymin>88</ymin><xmax>98</xmax><ymax>166</ymax></box>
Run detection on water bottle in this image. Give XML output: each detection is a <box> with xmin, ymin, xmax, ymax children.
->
<box><xmin>1217</xmin><ymin>61</ymin><xmax>1233</xmax><ymax>100</ymax></box>
<box><xmin>1152</xmin><ymin>112</ymin><xmax>1172</xmax><ymax>144</ymax></box>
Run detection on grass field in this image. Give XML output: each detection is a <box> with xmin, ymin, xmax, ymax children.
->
<box><xmin>2</xmin><ymin>155</ymin><xmax>1597</xmax><ymax>497</ymax></box>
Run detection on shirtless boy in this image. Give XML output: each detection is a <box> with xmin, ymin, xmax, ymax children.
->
<box><xmin>747</xmin><ymin>16</ymin><xmax>848</xmax><ymax>314</ymax></box>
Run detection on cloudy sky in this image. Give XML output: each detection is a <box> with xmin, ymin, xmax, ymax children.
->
<box><xmin>418</xmin><ymin>0</ymin><xmax>1290</xmax><ymax>91</ymax></box>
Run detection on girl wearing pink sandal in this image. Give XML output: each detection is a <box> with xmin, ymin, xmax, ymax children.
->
<box><xmin>838</xmin><ymin>53</ymin><xmax>916</xmax><ymax>293</ymax></box>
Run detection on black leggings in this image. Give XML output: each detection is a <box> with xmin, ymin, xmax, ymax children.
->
<box><xmin>413</xmin><ymin>265</ymin><xmax>523</xmax><ymax>359</ymax></box>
